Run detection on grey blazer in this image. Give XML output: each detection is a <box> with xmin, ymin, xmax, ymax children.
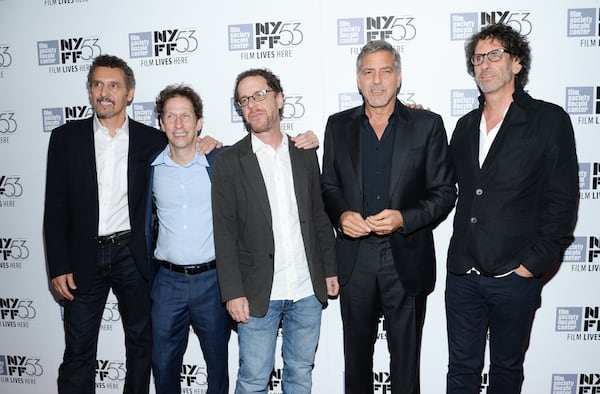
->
<box><xmin>211</xmin><ymin>134</ymin><xmax>336</xmax><ymax>317</ymax></box>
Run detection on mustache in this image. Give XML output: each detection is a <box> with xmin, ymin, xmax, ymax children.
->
<box><xmin>96</xmin><ymin>96</ymin><xmax>115</xmax><ymax>105</ymax></box>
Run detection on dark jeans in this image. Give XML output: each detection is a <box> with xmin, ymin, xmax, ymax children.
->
<box><xmin>59</xmin><ymin>239</ymin><xmax>152</xmax><ymax>394</ymax></box>
<box><xmin>445</xmin><ymin>272</ymin><xmax>542</xmax><ymax>394</ymax></box>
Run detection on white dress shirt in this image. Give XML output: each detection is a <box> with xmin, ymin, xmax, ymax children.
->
<box><xmin>93</xmin><ymin>115</ymin><xmax>131</xmax><ymax>236</ymax></box>
<box><xmin>251</xmin><ymin>133</ymin><xmax>313</xmax><ymax>301</ymax></box>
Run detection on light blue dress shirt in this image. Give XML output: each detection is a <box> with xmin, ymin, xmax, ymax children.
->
<box><xmin>151</xmin><ymin>146</ymin><xmax>215</xmax><ymax>265</ymax></box>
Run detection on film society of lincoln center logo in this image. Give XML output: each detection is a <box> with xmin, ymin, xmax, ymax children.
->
<box><xmin>129</xmin><ymin>28</ymin><xmax>198</xmax><ymax>67</ymax></box>
<box><xmin>555</xmin><ymin>306</ymin><xmax>600</xmax><ymax>340</ymax></box>
<box><xmin>578</xmin><ymin>162</ymin><xmax>600</xmax><ymax>200</ymax></box>
<box><xmin>37</xmin><ymin>36</ymin><xmax>101</xmax><ymax>73</ymax></box>
<box><xmin>0</xmin><ymin>355</ymin><xmax>44</xmax><ymax>385</ymax></box>
<box><xmin>552</xmin><ymin>373</ymin><xmax>600</xmax><ymax>394</ymax></box>
<box><xmin>450</xmin><ymin>10</ymin><xmax>532</xmax><ymax>41</ymax></box>
<box><xmin>228</xmin><ymin>20</ymin><xmax>303</xmax><ymax>60</ymax></box>
<box><xmin>566</xmin><ymin>86</ymin><xmax>600</xmax><ymax>125</ymax></box>
<box><xmin>562</xmin><ymin>235</ymin><xmax>600</xmax><ymax>272</ymax></box>
<box><xmin>567</xmin><ymin>8</ymin><xmax>599</xmax><ymax>48</ymax></box>
<box><xmin>42</xmin><ymin>104</ymin><xmax>95</xmax><ymax>133</ymax></box>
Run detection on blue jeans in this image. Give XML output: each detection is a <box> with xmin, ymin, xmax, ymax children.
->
<box><xmin>445</xmin><ymin>272</ymin><xmax>542</xmax><ymax>394</ymax></box>
<box><xmin>151</xmin><ymin>266</ymin><xmax>231</xmax><ymax>394</ymax></box>
<box><xmin>235</xmin><ymin>295</ymin><xmax>322</xmax><ymax>394</ymax></box>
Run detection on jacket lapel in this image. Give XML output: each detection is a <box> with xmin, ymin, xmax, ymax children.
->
<box><xmin>239</xmin><ymin>135</ymin><xmax>273</xmax><ymax>228</ymax></box>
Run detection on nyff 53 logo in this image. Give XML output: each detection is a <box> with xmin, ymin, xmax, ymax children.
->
<box><xmin>0</xmin><ymin>45</ymin><xmax>12</xmax><ymax>71</ymax></box>
<box><xmin>337</xmin><ymin>16</ymin><xmax>416</xmax><ymax>47</ymax></box>
<box><xmin>0</xmin><ymin>176</ymin><xmax>23</xmax><ymax>207</ymax></box>
<box><xmin>0</xmin><ymin>298</ymin><xmax>36</xmax><ymax>321</ymax></box>
<box><xmin>579</xmin><ymin>163</ymin><xmax>600</xmax><ymax>200</ymax></box>
<box><xmin>0</xmin><ymin>111</ymin><xmax>17</xmax><ymax>143</ymax></box>
<box><xmin>130</xmin><ymin>28</ymin><xmax>198</xmax><ymax>67</ymax></box>
<box><xmin>450</xmin><ymin>10</ymin><xmax>532</xmax><ymax>41</ymax></box>
<box><xmin>180</xmin><ymin>363</ymin><xmax>207</xmax><ymax>388</ymax></box>
<box><xmin>37</xmin><ymin>37</ymin><xmax>101</xmax><ymax>74</ymax></box>
<box><xmin>42</xmin><ymin>105</ymin><xmax>94</xmax><ymax>132</ymax></box>
<box><xmin>229</xmin><ymin>21</ymin><xmax>304</xmax><ymax>51</ymax></box>
<box><xmin>552</xmin><ymin>373</ymin><xmax>600</xmax><ymax>394</ymax></box>
<box><xmin>0</xmin><ymin>238</ymin><xmax>29</xmax><ymax>269</ymax></box>
<box><xmin>0</xmin><ymin>355</ymin><xmax>44</xmax><ymax>378</ymax></box>
<box><xmin>556</xmin><ymin>306</ymin><xmax>600</xmax><ymax>342</ymax></box>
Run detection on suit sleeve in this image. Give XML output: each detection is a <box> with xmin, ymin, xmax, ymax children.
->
<box><xmin>400</xmin><ymin>114</ymin><xmax>456</xmax><ymax>235</ymax></box>
<box><xmin>321</xmin><ymin>116</ymin><xmax>349</xmax><ymax>229</ymax></box>
<box><xmin>519</xmin><ymin>110</ymin><xmax>579</xmax><ymax>275</ymax></box>
<box><xmin>43</xmin><ymin>128</ymin><xmax>72</xmax><ymax>279</ymax></box>
<box><xmin>211</xmin><ymin>151</ymin><xmax>246</xmax><ymax>303</ymax></box>
<box><xmin>307</xmin><ymin>149</ymin><xmax>336</xmax><ymax>278</ymax></box>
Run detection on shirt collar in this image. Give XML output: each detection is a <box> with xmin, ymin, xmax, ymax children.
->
<box><xmin>151</xmin><ymin>144</ymin><xmax>208</xmax><ymax>168</ymax></box>
<box><xmin>93</xmin><ymin>114</ymin><xmax>130</xmax><ymax>137</ymax></box>
<box><xmin>251</xmin><ymin>132</ymin><xmax>288</xmax><ymax>154</ymax></box>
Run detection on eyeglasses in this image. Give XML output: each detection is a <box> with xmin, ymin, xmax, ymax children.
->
<box><xmin>470</xmin><ymin>48</ymin><xmax>510</xmax><ymax>66</ymax></box>
<box><xmin>236</xmin><ymin>89</ymin><xmax>275</xmax><ymax>107</ymax></box>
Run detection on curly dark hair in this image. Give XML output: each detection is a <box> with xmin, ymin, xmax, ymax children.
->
<box><xmin>87</xmin><ymin>54</ymin><xmax>136</xmax><ymax>91</ymax></box>
<box><xmin>233</xmin><ymin>68</ymin><xmax>284</xmax><ymax>117</ymax></box>
<box><xmin>465</xmin><ymin>23</ymin><xmax>531</xmax><ymax>87</ymax></box>
<box><xmin>155</xmin><ymin>84</ymin><xmax>203</xmax><ymax>126</ymax></box>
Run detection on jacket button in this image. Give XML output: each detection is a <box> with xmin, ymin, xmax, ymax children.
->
<box><xmin>269</xmin><ymin>253</ymin><xmax>274</xmax><ymax>259</ymax></box>
<box><xmin>475</xmin><ymin>188</ymin><xmax>483</xmax><ymax>196</ymax></box>
<box><xmin>470</xmin><ymin>217</ymin><xmax>478</xmax><ymax>224</ymax></box>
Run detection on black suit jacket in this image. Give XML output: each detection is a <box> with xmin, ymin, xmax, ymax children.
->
<box><xmin>44</xmin><ymin>117</ymin><xmax>166</xmax><ymax>291</ymax></box>
<box><xmin>447</xmin><ymin>87</ymin><xmax>579</xmax><ymax>276</ymax></box>
<box><xmin>321</xmin><ymin>100</ymin><xmax>456</xmax><ymax>296</ymax></box>
<box><xmin>211</xmin><ymin>134</ymin><xmax>336</xmax><ymax>317</ymax></box>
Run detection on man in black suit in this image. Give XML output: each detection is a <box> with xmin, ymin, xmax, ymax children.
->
<box><xmin>43</xmin><ymin>55</ymin><xmax>223</xmax><ymax>394</ymax></box>
<box><xmin>321</xmin><ymin>40</ymin><xmax>456</xmax><ymax>393</ymax></box>
<box><xmin>212</xmin><ymin>68</ymin><xmax>338</xmax><ymax>393</ymax></box>
<box><xmin>445</xmin><ymin>24</ymin><xmax>579</xmax><ymax>393</ymax></box>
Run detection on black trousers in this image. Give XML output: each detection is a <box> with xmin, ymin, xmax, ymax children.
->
<box><xmin>340</xmin><ymin>238</ymin><xmax>427</xmax><ymax>394</ymax></box>
<box><xmin>58</xmin><ymin>239</ymin><xmax>152</xmax><ymax>394</ymax></box>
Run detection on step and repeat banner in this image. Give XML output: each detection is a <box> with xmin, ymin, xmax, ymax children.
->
<box><xmin>1</xmin><ymin>0</ymin><xmax>599</xmax><ymax>393</ymax></box>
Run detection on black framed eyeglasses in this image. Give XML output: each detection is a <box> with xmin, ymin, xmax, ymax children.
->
<box><xmin>470</xmin><ymin>48</ymin><xmax>511</xmax><ymax>66</ymax></box>
<box><xmin>236</xmin><ymin>89</ymin><xmax>275</xmax><ymax>107</ymax></box>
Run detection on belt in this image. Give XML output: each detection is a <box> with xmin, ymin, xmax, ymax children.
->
<box><xmin>158</xmin><ymin>260</ymin><xmax>216</xmax><ymax>275</ymax></box>
<box><xmin>96</xmin><ymin>230</ymin><xmax>131</xmax><ymax>247</ymax></box>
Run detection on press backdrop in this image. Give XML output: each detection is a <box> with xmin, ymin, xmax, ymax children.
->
<box><xmin>1</xmin><ymin>1</ymin><xmax>599</xmax><ymax>393</ymax></box>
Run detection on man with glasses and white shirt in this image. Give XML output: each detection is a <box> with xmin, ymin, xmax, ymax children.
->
<box><xmin>446</xmin><ymin>23</ymin><xmax>579</xmax><ymax>393</ymax></box>
<box><xmin>212</xmin><ymin>68</ymin><xmax>338</xmax><ymax>393</ymax></box>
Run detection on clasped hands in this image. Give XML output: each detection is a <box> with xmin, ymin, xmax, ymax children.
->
<box><xmin>339</xmin><ymin>209</ymin><xmax>403</xmax><ymax>238</ymax></box>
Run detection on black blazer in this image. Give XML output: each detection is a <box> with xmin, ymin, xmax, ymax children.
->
<box><xmin>321</xmin><ymin>100</ymin><xmax>456</xmax><ymax>296</ymax></box>
<box><xmin>211</xmin><ymin>134</ymin><xmax>336</xmax><ymax>317</ymax></box>
<box><xmin>447</xmin><ymin>87</ymin><xmax>579</xmax><ymax>277</ymax></box>
<box><xmin>44</xmin><ymin>117</ymin><xmax>166</xmax><ymax>291</ymax></box>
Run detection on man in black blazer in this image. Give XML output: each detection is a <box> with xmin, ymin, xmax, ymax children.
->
<box><xmin>212</xmin><ymin>68</ymin><xmax>338</xmax><ymax>393</ymax></box>
<box><xmin>445</xmin><ymin>24</ymin><xmax>579</xmax><ymax>393</ymax></box>
<box><xmin>43</xmin><ymin>55</ymin><xmax>223</xmax><ymax>394</ymax></box>
<box><xmin>321</xmin><ymin>40</ymin><xmax>456</xmax><ymax>393</ymax></box>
